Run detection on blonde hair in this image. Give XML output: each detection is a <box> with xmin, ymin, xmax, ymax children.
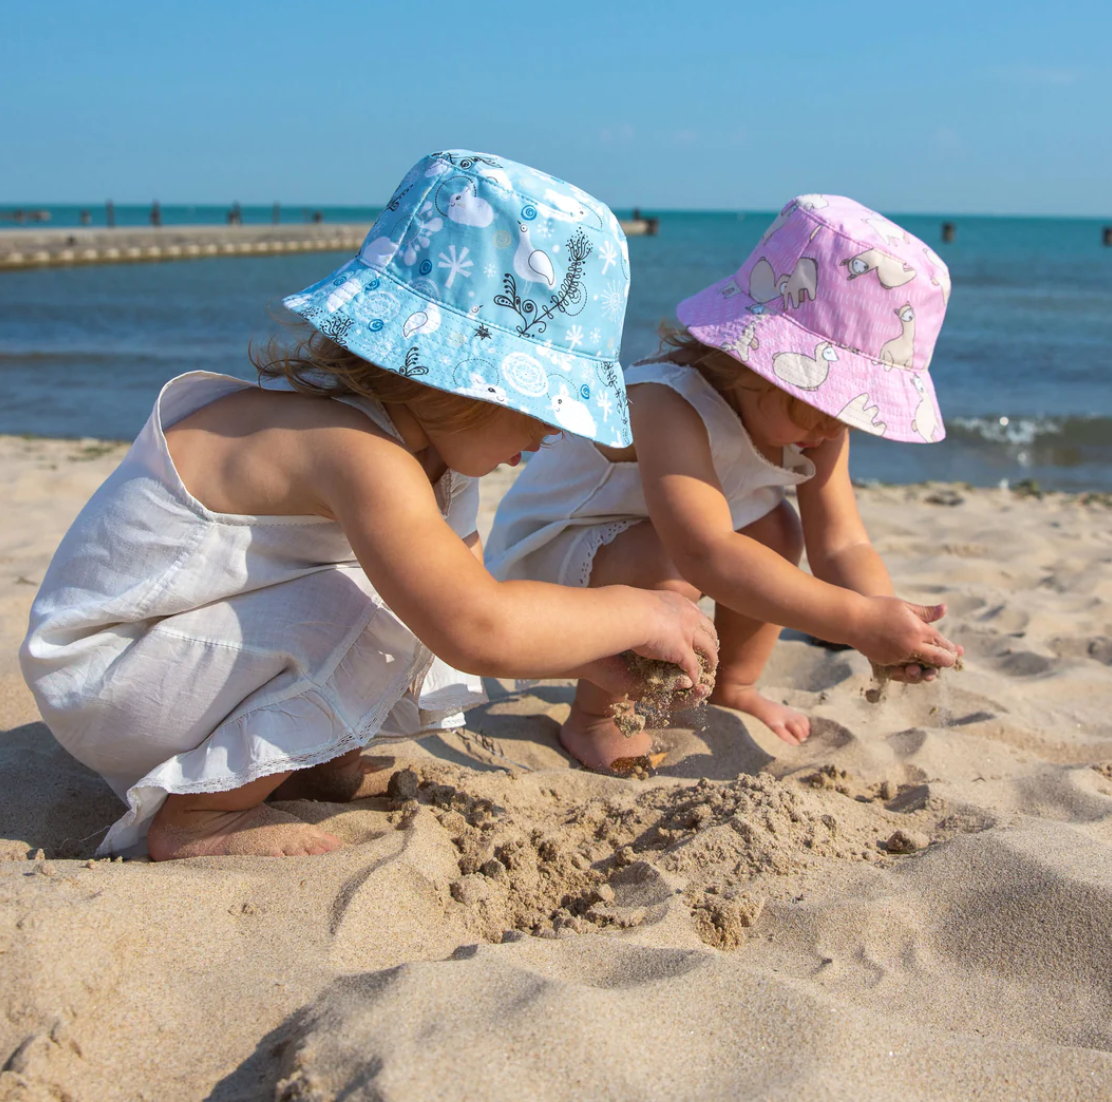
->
<box><xmin>251</xmin><ymin>318</ymin><xmax>506</xmax><ymax>434</ymax></box>
<box><xmin>657</xmin><ymin>322</ymin><xmax>847</xmax><ymax>436</ymax></box>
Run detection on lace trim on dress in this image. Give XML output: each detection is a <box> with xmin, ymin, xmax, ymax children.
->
<box><xmin>568</xmin><ymin>519</ymin><xmax>640</xmax><ymax>586</ymax></box>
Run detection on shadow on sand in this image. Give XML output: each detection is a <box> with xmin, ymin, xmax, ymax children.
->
<box><xmin>0</xmin><ymin>722</ymin><xmax>118</xmax><ymax>858</ymax></box>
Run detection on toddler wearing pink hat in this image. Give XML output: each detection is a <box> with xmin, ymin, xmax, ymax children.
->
<box><xmin>486</xmin><ymin>195</ymin><xmax>963</xmax><ymax>772</ymax></box>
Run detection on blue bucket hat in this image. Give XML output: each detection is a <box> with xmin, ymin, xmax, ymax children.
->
<box><xmin>282</xmin><ymin>150</ymin><xmax>633</xmax><ymax>446</ymax></box>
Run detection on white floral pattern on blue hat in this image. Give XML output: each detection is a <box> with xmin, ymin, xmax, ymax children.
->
<box><xmin>282</xmin><ymin>150</ymin><xmax>632</xmax><ymax>446</ymax></box>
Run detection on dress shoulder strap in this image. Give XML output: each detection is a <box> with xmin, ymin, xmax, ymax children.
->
<box><xmin>623</xmin><ymin>358</ymin><xmax>815</xmax><ymax>489</ymax></box>
<box><xmin>624</xmin><ymin>358</ymin><xmax>744</xmax><ymax>447</ymax></box>
<box><xmin>330</xmin><ymin>393</ymin><xmax>404</xmax><ymax>442</ymax></box>
<box><xmin>258</xmin><ymin>374</ymin><xmax>403</xmax><ymax>442</ymax></box>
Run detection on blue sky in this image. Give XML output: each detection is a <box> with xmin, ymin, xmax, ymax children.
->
<box><xmin>4</xmin><ymin>0</ymin><xmax>1109</xmax><ymax>216</ymax></box>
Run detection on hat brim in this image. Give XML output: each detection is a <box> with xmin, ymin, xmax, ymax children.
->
<box><xmin>282</xmin><ymin>257</ymin><xmax>632</xmax><ymax>448</ymax></box>
<box><xmin>676</xmin><ymin>276</ymin><xmax>945</xmax><ymax>445</ymax></box>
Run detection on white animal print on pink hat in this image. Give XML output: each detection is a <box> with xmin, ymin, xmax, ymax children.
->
<box><xmin>676</xmin><ymin>195</ymin><xmax>951</xmax><ymax>443</ymax></box>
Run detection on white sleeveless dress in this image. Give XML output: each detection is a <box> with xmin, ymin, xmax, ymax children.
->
<box><xmin>20</xmin><ymin>372</ymin><xmax>486</xmax><ymax>856</ymax></box>
<box><xmin>485</xmin><ymin>358</ymin><xmax>816</xmax><ymax>586</ymax></box>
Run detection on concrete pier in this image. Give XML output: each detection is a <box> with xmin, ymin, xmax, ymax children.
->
<box><xmin>0</xmin><ymin>218</ymin><xmax>660</xmax><ymax>270</ymax></box>
<box><xmin>623</xmin><ymin>212</ymin><xmax>659</xmax><ymax>236</ymax></box>
<box><xmin>0</xmin><ymin>224</ymin><xmax>368</xmax><ymax>271</ymax></box>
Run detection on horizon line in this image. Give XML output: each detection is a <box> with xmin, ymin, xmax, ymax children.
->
<box><xmin>1</xmin><ymin>202</ymin><xmax>1110</xmax><ymax>222</ymax></box>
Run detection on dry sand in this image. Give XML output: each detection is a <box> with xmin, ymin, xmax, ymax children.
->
<box><xmin>2</xmin><ymin>434</ymin><xmax>1111</xmax><ymax>1101</ymax></box>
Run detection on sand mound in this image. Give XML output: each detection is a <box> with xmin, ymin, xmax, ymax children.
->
<box><xmin>376</xmin><ymin>765</ymin><xmax>962</xmax><ymax>949</ymax></box>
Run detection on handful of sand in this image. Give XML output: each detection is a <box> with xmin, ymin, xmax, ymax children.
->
<box><xmin>865</xmin><ymin>655</ymin><xmax>964</xmax><ymax>704</ymax></box>
<box><xmin>611</xmin><ymin>651</ymin><xmax>716</xmax><ymax>737</ymax></box>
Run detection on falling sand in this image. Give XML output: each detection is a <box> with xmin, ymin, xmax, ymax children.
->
<box><xmin>612</xmin><ymin>650</ymin><xmax>717</xmax><ymax>735</ymax></box>
<box><xmin>865</xmin><ymin>654</ymin><xmax>965</xmax><ymax>705</ymax></box>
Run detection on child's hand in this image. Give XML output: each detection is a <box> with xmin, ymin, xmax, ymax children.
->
<box><xmin>570</xmin><ymin>592</ymin><xmax>718</xmax><ymax>703</ymax></box>
<box><xmin>632</xmin><ymin>590</ymin><xmax>719</xmax><ymax>692</ymax></box>
<box><xmin>886</xmin><ymin>659</ymin><xmax>951</xmax><ymax>684</ymax></box>
<box><xmin>851</xmin><ymin>597</ymin><xmax>962</xmax><ymax>674</ymax></box>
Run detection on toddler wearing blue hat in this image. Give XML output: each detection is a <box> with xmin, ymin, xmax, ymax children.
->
<box><xmin>20</xmin><ymin>150</ymin><xmax>718</xmax><ymax>861</ymax></box>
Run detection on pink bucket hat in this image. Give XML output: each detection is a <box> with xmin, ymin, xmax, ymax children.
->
<box><xmin>676</xmin><ymin>195</ymin><xmax>952</xmax><ymax>443</ymax></box>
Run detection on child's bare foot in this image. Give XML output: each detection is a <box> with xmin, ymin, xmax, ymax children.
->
<box><xmin>710</xmin><ymin>683</ymin><xmax>811</xmax><ymax>745</ymax></box>
<box><xmin>270</xmin><ymin>750</ymin><xmax>396</xmax><ymax>803</ymax></box>
<box><xmin>560</xmin><ymin>699</ymin><xmax>654</xmax><ymax>774</ymax></box>
<box><xmin>148</xmin><ymin>803</ymin><xmax>343</xmax><ymax>860</ymax></box>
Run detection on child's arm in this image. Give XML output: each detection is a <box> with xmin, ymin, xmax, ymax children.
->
<box><xmin>631</xmin><ymin>386</ymin><xmax>959</xmax><ymax>671</ymax></box>
<box><xmin>317</xmin><ymin>420</ymin><xmax>716</xmax><ymax>684</ymax></box>
<box><xmin>459</xmin><ymin>526</ymin><xmax>690</xmax><ymax>697</ymax></box>
<box><xmin>796</xmin><ymin>433</ymin><xmax>951</xmax><ymax>680</ymax></box>
<box><xmin>795</xmin><ymin>431</ymin><xmax>893</xmax><ymax>597</ymax></box>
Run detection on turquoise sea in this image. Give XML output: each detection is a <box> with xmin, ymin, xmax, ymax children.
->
<box><xmin>2</xmin><ymin>205</ymin><xmax>1111</xmax><ymax>489</ymax></box>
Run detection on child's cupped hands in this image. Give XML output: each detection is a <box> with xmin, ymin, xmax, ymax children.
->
<box><xmin>579</xmin><ymin>591</ymin><xmax>719</xmax><ymax>705</ymax></box>
<box><xmin>634</xmin><ymin>590</ymin><xmax>719</xmax><ymax>687</ymax></box>
<box><xmin>852</xmin><ymin>597</ymin><xmax>963</xmax><ymax>682</ymax></box>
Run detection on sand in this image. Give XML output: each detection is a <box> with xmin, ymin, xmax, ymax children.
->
<box><xmin>2</xmin><ymin>435</ymin><xmax>1111</xmax><ymax>1101</ymax></box>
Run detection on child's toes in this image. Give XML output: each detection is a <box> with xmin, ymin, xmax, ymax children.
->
<box><xmin>297</xmin><ymin>828</ymin><xmax>344</xmax><ymax>856</ymax></box>
<box><xmin>722</xmin><ymin>689</ymin><xmax>811</xmax><ymax>747</ymax></box>
<box><xmin>785</xmin><ymin>714</ymin><xmax>811</xmax><ymax>743</ymax></box>
<box><xmin>771</xmin><ymin>721</ymin><xmax>802</xmax><ymax>746</ymax></box>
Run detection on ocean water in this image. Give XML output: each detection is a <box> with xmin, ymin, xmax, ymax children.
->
<box><xmin>2</xmin><ymin>208</ymin><xmax>1110</xmax><ymax>489</ymax></box>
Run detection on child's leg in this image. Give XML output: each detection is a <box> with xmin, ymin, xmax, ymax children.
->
<box><xmin>562</xmin><ymin>522</ymin><xmax>702</xmax><ymax>772</ymax></box>
<box><xmin>709</xmin><ymin>500</ymin><xmax>811</xmax><ymax>745</ymax></box>
<box><xmin>148</xmin><ymin>771</ymin><xmax>344</xmax><ymax>861</ymax></box>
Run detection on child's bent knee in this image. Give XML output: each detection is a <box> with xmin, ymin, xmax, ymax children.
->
<box><xmin>657</xmin><ymin>575</ymin><xmax>702</xmax><ymax>605</ymax></box>
<box><xmin>742</xmin><ymin>501</ymin><xmax>803</xmax><ymax>564</ymax></box>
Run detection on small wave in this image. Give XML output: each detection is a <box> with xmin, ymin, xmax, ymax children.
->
<box><xmin>949</xmin><ymin>414</ymin><xmax>1112</xmax><ymax>449</ymax></box>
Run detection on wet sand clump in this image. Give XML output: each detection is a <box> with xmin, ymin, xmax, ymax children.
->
<box><xmin>865</xmin><ymin>654</ymin><xmax>964</xmax><ymax>704</ymax></box>
<box><xmin>612</xmin><ymin>651</ymin><xmax>717</xmax><ymax>737</ymax></box>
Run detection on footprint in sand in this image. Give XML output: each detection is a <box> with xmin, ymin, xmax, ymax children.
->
<box><xmin>1048</xmin><ymin>635</ymin><xmax>1112</xmax><ymax>666</ymax></box>
<box><xmin>798</xmin><ymin>717</ymin><xmax>856</xmax><ymax>751</ymax></box>
<box><xmin>996</xmin><ymin>650</ymin><xmax>1056</xmax><ymax>678</ymax></box>
<box><xmin>1088</xmin><ymin>637</ymin><xmax>1112</xmax><ymax>665</ymax></box>
<box><xmin>939</xmin><ymin>593</ymin><xmax>987</xmax><ymax>617</ymax></box>
<box><xmin>975</xmin><ymin>603</ymin><xmax>1031</xmax><ymax>634</ymax></box>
